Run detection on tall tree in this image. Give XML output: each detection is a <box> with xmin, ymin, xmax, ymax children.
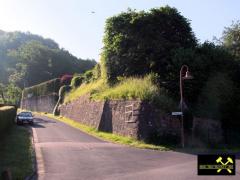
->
<box><xmin>102</xmin><ymin>6</ymin><xmax>197</xmax><ymax>84</ymax></box>
<box><xmin>220</xmin><ymin>21</ymin><xmax>240</xmax><ymax>59</ymax></box>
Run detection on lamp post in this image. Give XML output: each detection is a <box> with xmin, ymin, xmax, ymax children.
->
<box><xmin>179</xmin><ymin>65</ymin><xmax>193</xmax><ymax>148</ymax></box>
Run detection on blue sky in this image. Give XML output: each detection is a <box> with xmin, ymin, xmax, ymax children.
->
<box><xmin>0</xmin><ymin>0</ymin><xmax>239</xmax><ymax>61</ymax></box>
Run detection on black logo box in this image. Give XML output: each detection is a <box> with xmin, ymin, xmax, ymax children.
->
<box><xmin>198</xmin><ymin>154</ymin><xmax>235</xmax><ymax>175</ymax></box>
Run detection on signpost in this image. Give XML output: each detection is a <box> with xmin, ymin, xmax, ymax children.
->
<box><xmin>171</xmin><ymin>112</ymin><xmax>183</xmax><ymax>116</ymax></box>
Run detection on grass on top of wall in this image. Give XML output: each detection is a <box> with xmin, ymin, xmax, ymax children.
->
<box><xmin>91</xmin><ymin>76</ymin><xmax>159</xmax><ymax>101</ymax></box>
<box><xmin>64</xmin><ymin>78</ymin><xmax>106</xmax><ymax>103</ymax></box>
<box><xmin>64</xmin><ymin>75</ymin><xmax>163</xmax><ymax>103</ymax></box>
<box><xmin>38</xmin><ymin>112</ymin><xmax>169</xmax><ymax>151</ymax></box>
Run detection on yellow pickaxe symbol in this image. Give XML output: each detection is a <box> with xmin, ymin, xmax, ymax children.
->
<box><xmin>216</xmin><ymin>157</ymin><xmax>233</xmax><ymax>173</ymax></box>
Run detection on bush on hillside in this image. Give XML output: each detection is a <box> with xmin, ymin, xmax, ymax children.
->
<box><xmin>82</xmin><ymin>64</ymin><xmax>101</xmax><ymax>82</ymax></box>
<box><xmin>91</xmin><ymin>64</ymin><xmax>101</xmax><ymax>81</ymax></box>
<box><xmin>0</xmin><ymin>106</ymin><xmax>16</xmax><ymax>137</ymax></box>
<box><xmin>82</xmin><ymin>70</ymin><xmax>93</xmax><ymax>83</ymax></box>
<box><xmin>70</xmin><ymin>76</ymin><xmax>84</xmax><ymax>89</ymax></box>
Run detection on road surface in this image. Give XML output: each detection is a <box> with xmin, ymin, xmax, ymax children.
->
<box><xmin>32</xmin><ymin>115</ymin><xmax>240</xmax><ymax>180</ymax></box>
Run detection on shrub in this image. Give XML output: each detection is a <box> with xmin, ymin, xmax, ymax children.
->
<box><xmin>78</xmin><ymin>64</ymin><xmax>102</xmax><ymax>84</ymax></box>
<box><xmin>0</xmin><ymin>106</ymin><xmax>16</xmax><ymax>137</ymax></box>
<box><xmin>91</xmin><ymin>64</ymin><xmax>101</xmax><ymax>81</ymax></box>
<box><xmin>82</xmin><ymin>70</ymin><xmax>93</xmax><ymax>83</ymax></box>
<box><xmin>70</xmin><ymin>76</ymin><xmax>84</xmax><ymax>89</ymax></box>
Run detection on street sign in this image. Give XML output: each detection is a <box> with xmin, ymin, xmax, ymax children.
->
<box><xmin>171</xmin><ymin>112</ymin><xmax>183</xmax><ymax>116</ymax></box>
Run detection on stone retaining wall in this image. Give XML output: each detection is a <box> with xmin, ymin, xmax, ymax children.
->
<box><xmin>21</xmin><ymin>92</ymin><xmax>223</xmax><ymax>145</ymax></box>
<box><xmin>21</xmin><ymin>94</ymin><xmax>58</xmax><ymax>113</ymax></box>
<box><xmin>59</xmin><ymin>95</ymin><xmax>181</xmax><ymax>141</ymax></box>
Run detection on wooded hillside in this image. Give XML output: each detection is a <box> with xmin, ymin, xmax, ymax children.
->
<box><xmin>0</xmin><ymin>30</ymin><xmax>96</xmax><ymax>104</ymax></box>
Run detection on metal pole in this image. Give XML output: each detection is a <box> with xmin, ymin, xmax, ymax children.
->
<box><xmin>180</xmin><ymin>65</ymin><xmax>189</xmax><ymax>148</ymax></box>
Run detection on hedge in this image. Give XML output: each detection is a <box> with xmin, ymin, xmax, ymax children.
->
<box><xmin>0</xmin><ymin>106</ymin><xmax>16</xmax><ymax>136</ymax></box>
<box><xmin>22</xmin><ymin>78</ymin><xmax>61</xmax><ymax>98</ymax></box>
<box><xmin>70</xmin><ymin>76</ymin><xmax>84</xmax><ymax>89</ymax></box>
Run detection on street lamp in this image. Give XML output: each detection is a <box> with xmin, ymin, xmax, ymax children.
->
<box><xmin>179</xmin><ymin>65</ymin><xmax>193</xmax><ymax>148</ymax></box>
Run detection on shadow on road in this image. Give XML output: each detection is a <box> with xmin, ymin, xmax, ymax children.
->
<box><xmin>31</xmin><ymin>123</ymin><xmax>45</xmax><ymax>128</ymax></box>
<box><xmin>30</xmin><ymin>118</ymin><xmax>56</xmax><ymax>128</ymax></box>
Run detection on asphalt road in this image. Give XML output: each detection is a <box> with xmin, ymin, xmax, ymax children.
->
<box><xmin>32</xmin><ymin>115</ymin><xmax>240</xmax><ymax>180</ymax></box>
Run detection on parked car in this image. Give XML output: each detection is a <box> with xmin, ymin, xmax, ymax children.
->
<box><xmin>16</xmin><ymin>111</ymin><xmax>34</xmax><ymax>125</ymax></box>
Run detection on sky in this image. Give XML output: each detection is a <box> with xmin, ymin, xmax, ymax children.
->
<box><xmin>0</xmin><ymin>0</ymin><xmax>239</xmax><ymax>61</ymax></box>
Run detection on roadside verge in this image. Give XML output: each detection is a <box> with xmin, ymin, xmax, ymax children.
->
<box><xmin>0</xmin><ymin>125</ymin><xmax>34</xmax><ymax>179</ymax></box>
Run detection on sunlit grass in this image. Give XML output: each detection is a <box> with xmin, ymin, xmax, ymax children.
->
<box><xmin>64</xmin><ymin>79</ymin><xmax>106</xmax><ymax>103</ymax></box>
<box><xmin>39</xmin><ymin>113</ymin><xmax>169</xmax><ymax>151</ymax></box>
<box><xmin>0</xmin><ymin>106</ymin><xmax>14</xmax><ymax>111</ymax></box>
<box><xmin>64</xmin><ymin>75</ymin><xmax>160</xmax><ymax>103</ymax></box>
<box><xmin>91</xmin><ymin>76</ymin><xmax>159</xmax><ymax>101</ymax></box>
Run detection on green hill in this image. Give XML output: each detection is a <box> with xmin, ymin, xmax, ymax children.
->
<box><xmin>0</xmin><ymin>30</ymin><xmax>96</xmax><ymax>87</ymax></box>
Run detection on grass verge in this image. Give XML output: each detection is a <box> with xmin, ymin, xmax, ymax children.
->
<box><xmin>0</xmin><ymin>125</ymin><xmax>33</xmax><ymax>179</ymax></box>
<box><xmin>36</xmin><ymin>112</ymin><xmax>169</xmax><ymax>151</ymax></box>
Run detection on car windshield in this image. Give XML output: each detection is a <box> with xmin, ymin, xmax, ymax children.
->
<box><xmin>19</xmin><ymin>112</ymin><xmax>32</xmax><ymax>117</ymax></box>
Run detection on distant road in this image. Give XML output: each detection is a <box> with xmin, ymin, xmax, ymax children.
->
<box><xmin>32</xmin><ymin>115</ymin><xmax>240</xmax><ymax>180</ymax></box>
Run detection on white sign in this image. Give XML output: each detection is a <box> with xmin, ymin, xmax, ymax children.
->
<box><xmin>171</xmin><ymin>112</ymin><xmax>183</xmax><ymax>116</ymax></box>
<box><xmin>27</xmin><ymin>93</ymin><xmax>33</xmax><ymax>98</ymax></box>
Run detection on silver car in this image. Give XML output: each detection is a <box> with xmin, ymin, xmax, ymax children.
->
<box><xmin>16</xmin><ymin>112</ymin><xmax>34</xmax><ymax>125</ymax></box>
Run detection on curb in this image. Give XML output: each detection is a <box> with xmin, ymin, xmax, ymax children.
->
<box><xmin>29</xmin><ymin>127</ymin><xmax>45</xmax><ymax>180</ymax></box>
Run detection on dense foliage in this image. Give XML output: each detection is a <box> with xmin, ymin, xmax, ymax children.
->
<box><xmin>102</xmin><ymin>6</ymin><xmax>197</xmax><ymax>84</ymax></box>
<box><xmin>220</xmin><ymin>21</ymin><xmax>240</xmax><ymax>59</ymax></box>
<box><xmin>166</xmin><ymin>43</ymin><xmax>240</xmax><ymax>103</ymax></box>
<box><xmin>0</xmin><ymin>106</ymin><xmax>16</xmax><ymax>137</ymax></box>
<box><xmin>0</xmin><ymin>83</ymin><xmax>22</xmax><ymax>105</ymax></box>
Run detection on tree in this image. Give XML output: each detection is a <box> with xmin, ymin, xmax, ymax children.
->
<box><xmin>220</xmin><ymin>21</ymin><xmax>240</xmax><ymax>59</ymax></box>
<box><xmin>102</xmin><ymin>6</ymin><xmax>197</xmax><ymax>84</ymax></box>
<box><xmin>168</xmin><ymin>42</ymin><xmax>240</xmax><ymax>104</ymax></box>
<box><xmin>0</xmin><ymin>83</ymin><xmax>6</xmax><ymax>103</ymax></box>
<box><xmin>0</xmin><ymin>30</ymin><xmax>96</xmax><ymax>86</ymax></box>
<box><xmin>5</xmin><ymin>84</ymin><xmax>22</xmax><ymax>105</ymax></box>
<box><xmin>8</xmin><ymin>41</ymin><xmax>96</xmax><ymax>88</ymax></box>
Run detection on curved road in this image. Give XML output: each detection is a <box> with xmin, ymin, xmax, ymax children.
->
<box><xmin>32</xmin><ymin>115</ymin><xmax>240</xmax><ymax>180</ymax></box>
